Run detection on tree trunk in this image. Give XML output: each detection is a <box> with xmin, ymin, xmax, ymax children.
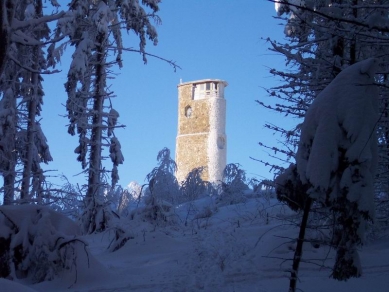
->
<box><xmin>20</xmin><ymin>7</ymin><xmax>41</xmax><ymax>200</ymax></box>
<box><xmin>86</xmin><ymin>33</ymin><xmax>106</xmax><ymax>206</ymax></box>
<box><xmin>3</xmin><ymin>159</ymin><xmax>16</xmax><ymax>205</ymax></box>
<box><xmin>289</xmin><ymin>197</ymin><xmax>312</xmax><ymax>292</ymax></box>
<box><xmin>0</xmin><ymin>0</ymin><xmax>14</xmax><ymax>76</ymax></box>
<box><xmin>1</xmin><ymin>1</ymin><xmax>16</xmax><ymax>204</ymax></box>
<box><xmin>349</xmin><ymin>0</ymin><xmax>358</xmax><ymax>65</ymax></box>
<box><xmin>2</xmin><ymin>89</ymin><xmax>17</xmax><ymax>205</ymax></box>
<box><xmin>20</xmin><ymin>84</ymin><xmax>37</xmax><ymax>201</ymax></box>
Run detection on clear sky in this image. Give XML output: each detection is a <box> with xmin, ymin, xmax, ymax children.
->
<box><xmin>41</xmin><ymin>0</ymin><xmax>289</xmax><ymax>189</ymax></box>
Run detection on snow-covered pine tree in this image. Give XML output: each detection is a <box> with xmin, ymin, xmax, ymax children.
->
<box><xmin>263</xmin><ymin>2</ymin><xmax>388</xmax><ymax>289</ymax></box>
<box><xmin>134</xmin><ymin>148</ymin><xmax>179</xmax><ymax>225</ymax></box>
<box><xmin>0</xmin><ymin>0</ymin><xmax>58</xmax><ymax>204</ymax></box>
<box><xmin>0</xmin><ymin>0</ymin><xmax>15</xmax><ymax>75</ymax></box>
<box><xmin>217</xmin><ymin>163</ymin><xmax>249</xmax><ymax>206</ymax></box>
<box><xmin>261</xmin><ymin>0</ymin><xmax>389</xmax><ymax>187</ymax></box>
<box><xmin>146</xmin><ymin>147</ymin><xmax>180</xmax><ymax>205</ymax></box>
<box><xmin>0</xmin><ymin>1</ymin><xmax>26</xmax><ymax>204</ymax></box>
<box><xmin>276</xmin><ymin>58</ymin><xmax>379</xmax><ymax>290</ymax></box>
<box><xmin>180</xmin><ymin>167</ymin><xmax>210</xmax><ymax>203</ymax></box>
<box><xmin>0</xmin><ymin>204</ymin><xmax>89</xmax><ymax>283</ymax></box>
<box><xmin>52</xmin><ymin>0</ymin><xmax>159</xmax><ymax>233</ymax></box>
<box><xmin>0</xmin><ymin>88</ymin><xmax>17</xmax><ymax>205</ymax></box>
<box><xmin>262</xmin><ymin>0</ymin><xmax>389</xmax><ymax>240</ymax></box>
<box><xmin>18</xmin><ymin>0</ymin><xmax>53</xmax><ymax>202</ymax></box>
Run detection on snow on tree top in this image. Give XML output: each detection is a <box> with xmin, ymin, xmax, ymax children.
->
<box><xmin>296</xmin><ymin>58</ymin><xmax>379</xmax><ymax>212</ymax></box>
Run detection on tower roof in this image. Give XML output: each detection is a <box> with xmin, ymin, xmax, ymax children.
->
<box><xmin>178</xmin><ymin>79</ymin><xmax>228</xmax><ymax>87</ymax></box>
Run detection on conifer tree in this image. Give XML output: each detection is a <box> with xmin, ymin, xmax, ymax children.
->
<box><xmin>263</xmin><ymin>0</ymin><xmax>389</xmax><ymax>225</ymax></box>
<box><xmin>52</xmin><ymin>0</ymin><xmax>160</xmax><ymax>232</ymax></box>
<box><xmin>262</xmin><ymin>0</ymin><xmax>389</xmax><ymax>172</ymax></box>
<box><xmin>264</xmin><ymin>1</ymin><xmax>389</xmax><ymax>289</ymax></box>
<box><xmin>18</xmin><ymin>0</ymin><xmax>53</xmax><ymax>202</ymax></box>
<box><xmin>0</xmin><ymin>0</ymin><xmax>60</xmax><ymax>204</ymax></box>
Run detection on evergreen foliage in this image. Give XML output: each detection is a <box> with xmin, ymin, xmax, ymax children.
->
<box><xmin>0</xmin><ymin>205</ymin><xmax>87</xmax><ymax>283</ymax></box>
<box><xmin>180</xmin><ymin>167</ymin><xmax>210</xmax><ymax>203</ymax></box>
<box><xmin>0</xmin><ymin>0</ymin><xmax>60</xmax><ymax>204</ymax></box>
<box><xmin>50</xmin><ymin>0</ymin><xmax>160</xmax><ymax>233</ymax></box>
<box><xmin>275</xmin><ymin>58</ymin><xmax>378</xmax><ymax>290</ymax></box>
<box><xmin>217</xmin><ymin>163</ymin><xmax>249</xmax><ymax>206</ymax></box>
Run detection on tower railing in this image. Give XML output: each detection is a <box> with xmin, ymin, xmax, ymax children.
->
<box><xmin>193</xmin><ymin>90</ymin><xmax>223</xmax><ymax>100</ymax></box>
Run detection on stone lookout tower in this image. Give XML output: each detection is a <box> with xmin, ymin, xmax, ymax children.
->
<box><xmin>175</xmin><ymin>79</ymin><xmax>228</xmax><ymax>184</ymax></box>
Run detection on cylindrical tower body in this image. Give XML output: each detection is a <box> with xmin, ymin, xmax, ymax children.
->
<box><xmin>175</xmin><ymin>79</ymin><xmax>227</xmax><ymax>184</ymax></box>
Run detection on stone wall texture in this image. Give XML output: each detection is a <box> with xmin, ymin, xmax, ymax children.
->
<box><xmin>175</xmin><ymin>134</ymin><xmax>209</xmax><ymax>182</ymax></box>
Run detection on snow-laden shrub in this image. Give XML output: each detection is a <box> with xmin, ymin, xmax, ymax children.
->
<box><xmin>179</xmin><ymin>167</ymin><xmax>211</xmax><ymax>203</ymax></box>
<box><xmin>146</xmin><ymin>148</ymin><xmax>180</xmax><ymax>205</ymax></box>
<box><xmin>216</xmin><ymin>163</ymin><xmax>249</xmax><ymax>206</ymax></box>
<box><xmin>107</xmin><ymin>226</ymin><xmax>134</xmax><ymax>252</ymax></box>
<box><xmin>130</xmin><ymin>189</ymin><xmax>177</xmax><ymax>227</ymax></box>
<box><xmin>80</xmin><ymin>194</ymin><xmax>119</xmax><ymax>234</ymax></box>
<box><xmin>0</xmin><ymin>205</ymin><xmax>88</xmax><ymax>283</ymax></box>
<box><xmin>131</xmin><ymin>148</ymin><xmax>179</xmax><ymax>226</ymax></box>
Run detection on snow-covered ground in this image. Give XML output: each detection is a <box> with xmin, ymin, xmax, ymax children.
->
<box><xmin>5</xmin><ymin>195</ymin><xmax>382</xmax><ymax>292</ymax></box>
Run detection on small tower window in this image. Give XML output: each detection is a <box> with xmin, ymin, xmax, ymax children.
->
<box><xmin>192</xmin><ymin>85</ymin><xmax>196</xmax><ymax>100</ymax></box>
<box><xmin>185</xmin><ymin>106</ymin><xmax>192</xmax><ymax>118</ymax></box>
<box><xmin>206</xmin><ymin>82</ymin><xmax>211</xmax><ymax>91</ymax></box>
<box><xmin>214</xmin><ymin>82</ymin><xmax>218</xmax><ymax>90</ymax></box>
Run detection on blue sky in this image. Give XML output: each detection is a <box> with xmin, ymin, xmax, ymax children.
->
<box><xmin>41</xmin><ymin>1</ymin><xmax>289</xmax><ymax>188</ymax></box>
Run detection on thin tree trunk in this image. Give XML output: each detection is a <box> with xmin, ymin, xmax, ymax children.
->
<box><xmin>20</xmin><ymin>87</ymin><xmax>37</xmax><ymax>201</ymax></box>
<box><xmin>1</xmin><ymin>1</ymin><xmax>16</xmax><ymax>204</ymax></box>
<box><xmin>86</xmin><ymin>33</ymin><xmax>106</xmax><ymax>205</ymax></box>
<box><xmin>349</xmin><ymin>0</ymin><xmax>358</xmax><ymax>65</ymax></box>
<box><xmin>20</xmin><ymin>35</ymin><xmax>41</xmax><ymax>201</ymax></box>
<box><xmin>289</xmin><ymin>197</ymin><xmax>312</xmax><ymax>292</ymax></box>
<box><xmin>3</xmin><ymin>160</ymin><xmax>16</xmax><ymax>205</ymax></box>
<box><xmin>3</xmin><ymin>88</ymin><xmax>17</xmax><ymax>205</ymax></box>
<box><xmin>0</xmin><ymin>0</ymin><xmax>14</xmax><ymax>76</ymax></box>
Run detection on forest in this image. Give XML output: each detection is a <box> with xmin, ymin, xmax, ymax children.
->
<box><xmin>0</xmin><ymin>1</ymin><xmax>388</xmax><ymax>291</ymax></box>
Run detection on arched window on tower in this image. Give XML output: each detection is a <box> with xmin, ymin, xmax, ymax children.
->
<box><xmin>185</xmin><ymin>105</ymin><xmax>192</xmax><ymax>118</ymax></box>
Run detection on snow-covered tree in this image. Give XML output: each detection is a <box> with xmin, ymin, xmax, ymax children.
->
<box><xmin>216</xmin><ymin>163</ymin><xmax>249</xmax><ymax>206</ymax></box>
<box><xmin>18</xmin><ymin>0</ymin><xmax>54</xmax><ymax>202</ymax></box>
<box><xmin>146</xmin><ymin>147</ymin><xmax>180</xmax><ymax>205</ymax></box>
<box><xmin>180</xmin><ymin>167</ymin><xmax>210</xmax><ymax>203</ymax></box>
<box><xmin>0</xmin><ymin>1</ymin><xmax>62</xmax><ymax>74</ymax></box>
<box><xmin>276</xmin><ymin>59</ymin><xmax>379</xmax><ymax>290</ymax></box>
<box><xmin>0</xmin><ymin>0</ymin><xmax>60</xmax><ymax>204</ymax></box>
<box><xmin>0</xmin><ymin>204</ymin><xmax>88</xmax><ymax>283</ymax></box>
<box><xmin>261</xmin><ymin>1</ymin><xmax>389</xmax><ymax>194</ymax></box>
<box><xmin>0</xmin><ymin>1</ymin><xmax>14</xmax><ymax>75</ymax></box>
<box><xmin>0</xmin><ymin>88</ymin><xmax>17</xmax><ymax>204</ymax></box>
<box><xmin>51</xmin><ymin>0</ymin><xmax>160</xmax><ymax>232</ymax></box>
<box><xmin>135</xmin><ymin>147</ymin><xmax>179</xmax><ymax>224</ymax></box>
<box><xmin>258</xmin><ymin>2</ymin><xmax>389</xmax><ymax>251</ymax></box>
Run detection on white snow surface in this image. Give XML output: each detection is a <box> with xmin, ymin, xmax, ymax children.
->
<box><xmin>0</xmin><ymin>204</ymin><xmax>81</xmax><ymax>237</ymax></box>
<box><xmin>3</xmin><ymin>196</ymin><xmax>382</xmax><ymax>292</ymax></box>
<box><xmin>0</xmin><ymin>278</ymin><xmax>38</xmax><ymax>292</ymax></box>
